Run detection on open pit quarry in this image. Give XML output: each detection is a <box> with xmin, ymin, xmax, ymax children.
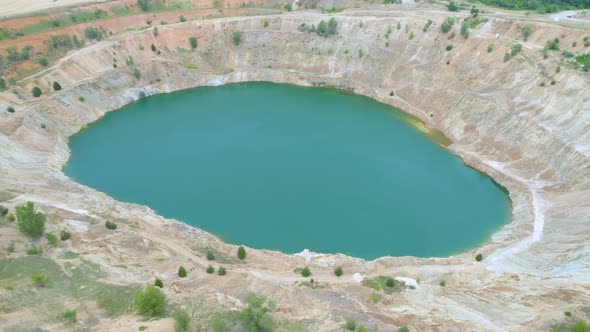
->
<box><xmin>0</xmin><ymin>2</ymin><xmax>589</xmax><ymax>331</ymax></box>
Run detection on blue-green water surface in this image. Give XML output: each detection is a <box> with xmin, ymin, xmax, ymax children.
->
<box><xmin>65</xmin><ymin>82</ymin><xmax>509</xmax><ymax>259</ymax></box>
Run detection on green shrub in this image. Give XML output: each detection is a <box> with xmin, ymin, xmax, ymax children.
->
<box><xmin>447</xmin><ymin>0</ymin><xmax>459</xmax><ymax>11</ymax></box>
<box><xmin>0</xmin><ymin>205</ymin><xmax>8</xmax><ymax>216</ymax></box>
<box><xmin>511</xmin><ymin>43</ymin><xmax>522</xmax><ymax>56</ymax></box>
<box><xmin>207</xmin><ymin>250</ymin><xmax>215</xmax><ymax>260</ymax></box>
<box><xmin>189</xmin><ymin>36</ymin><xmax>198</xmax><ymax>49</ymax></box>
<box><xmin>173</xmin><ymin>308</ymin><xmax>190</xmax><ymax>332</ymax></box>
<box><xmin>440</xmin><ymin>280</ymin><xmax>447</xmax><ymax>287</ymax></box>
<box><xmin>441</xmin><ymin>17</ymin><xmax>455</xmax><ymax>33</ymax></box>
<box><xmin>135</xmin><ymin>284</ymin><xmax>166</xmax><ymax>317</ymax></box>
<box><xmin>575</xmin><ymin>53</ymin><xmax>590</xmax><ymax>71</ymax></box>
<box><xmin>84</xmin><ymin>27</ymin><xmax>102</xmax><ymax>40</ymax></box>
<box><xmin>60</xmin><ymin>229</ymin><xmax>71</xmax><ymax>240</ymax></box>
<box><xmin>63</xmin><ymin>309</ymin><xmax>77</xmax><ymax>322</ymax></box>
<box><xmin>16</xmin><ymin>202</ymin><xmax>46</xmax><ymax>237</ymax></box>
<box><xmin>133</xmin><ymin>68</ymin><xmax>141</xmax><ymax>80</ymax></box>
<box><xmin>32</xmin><ymin>86</ymin><xmax>42</xmax><ymax>97</ymax></box>
<box><xmin>0</xmin><ymin>77</ymin><xmax>6</xmax><ymax>91</ymax></box>
<box><xmin>179</xmin><ymin>15</ymin><xmax>187</xmax><ymax>23</ymax></box>
<box><xmin>263</xmin><ymin>19</ymin><xmax>269</xmax><ymax>28</ymax></box>
<box><xmin>105</xmin><ymin>220</ymin><xmax>117</xmax><ymax>230</ymax></box>
<box><xmin>334</xmin><ymin>266</ymin><xmax>343</xmax><ymax>277</ymax></box>
<box><xmin>5</xmin><ymin>106</ymin><xmax>14</xmax><ymax>113</ymax></box>
<box><xmin>386</xmin><ymin>277</ymin><xmax>395</xmax><ymax>288</ymax></box>
<box><xmin>154</xmin><ymin>278</ymin><xmax>163</xmax><ymax>288</ymax></box>
<box><xmin>78</xmin><ymin>96</ymin><xmax>85</xmax><ymax>102</ymax></box>
<box><xmin>239</xmin><ymin>293</ymin><xmax>275</xmax><ymax>332</ymax></box>
<box><xmin>487</xmin><ymin>44</ymin><xmax>494</xmax><ymax>53</ymax></box>
<box><xmin>206</xmin><ymin>265</ymin><xmax>215</xmax><ymax>274</ymax></box>
<box><xmin>7</xmin><ymin>213</ymin><xmax>15</xmax><ymax>222</ymax></box>
<box><xmin>53</xmin><ymin>81</ymin><xmax>62</xmax><ymax>91</ymax></box>
<box><xmin>39</xmin><ymin>57</ymin><xmax>49</xmax><ymax>66</ymax></box>
<box><xmin>151</xmin><ymin>43</ymin><xmax>156</xmax><ymax>52</ymax></box>
<box><xmin>27</xmin><ymin>244</ymin><xmax>43</xmax><ymax>255</ymax></box>
<box><xmin>521</xmin><ymin>25</ymin><xmax>532</xmax><ymax>41</ymax></box>
<box><xmin>153</xmin><ymin>27</ymin><xmax>159</xmax><ymax>37</ymax></box>
<box><xmin>238</xmin><ymin>245</ymin><xmax>246</xmax><ymax>260</ymax></box>
<box><xmin>504</xmin><ymin>52</ymin><xmax>512</xmax><ymax>62</ymax></box>
<box><xmin>446</xmin><ymin>44</ymin><xmax>453</xmax><ymax>51</ymax></box>
<box><xmin>233</xmin><ymin>32</ymin><xmax>242</xmax><ymax>46</ymax></box>
<box><xmin>399</xmin><ymin>326</ymin><xmax>410</xmax><ymax>332</ymax></box>
<box><xmin>471</xmin><ymin>6</ymin><xmax>479</xmax><ymax>17</ymax></box>
<box><xmin>32</xmin><ymin>273</ymin><xmax>49</xmax><ymax>287</ymax></box>
<box><xmin>345</xmin><ymin>318</ymin><xmax>356</xmax><ymax>330</ymax></box>
<box><xmin>301</xmin><ymin>267</ymin><xmax>311</xmax><ymax>277</ymax></box>
<box><xmin>475</xmin><ymin>253</ymin><xmax>483</xmax><ymax>261</ymax></box>
<box><xmin>218</xmin><ymin>267</ymin><xmax>227</xmax><ymax>276</ymax></box>
<box><xmin>45</xmin><ymin>233</ymin><xmax>58</xmax><ymax>247</ymax></box>
<box><xmin>178</xmin><ymin>265</ymin><xmax>187</xmax><ymax>277</ymax></box>
<box><xmin>547</xmin><ymin>38</ymin><xmax>560</xmax><ymax>51</ymax></box>
<box><xmin>284</xmin><ymin>3</ymin><xmax>292</xmax><ymax>11</ymax></box>
<box><xmin>137</xmin><ymin>0</ymin><xmax>150</xmax><ymax>11</ymax></box>
<box><xmin>460</xmin><ymin>22</ymin><xmax>469</xmax><ymax>39</ymax></box>
<box><xmin>562</xmin><ymin>50</ymin><xmax>575</xmax><ymax>58</ymax></box>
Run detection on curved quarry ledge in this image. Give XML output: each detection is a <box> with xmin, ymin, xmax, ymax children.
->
<box><xmin>1</xmin><ymin>11</ymin><xmax>589</xmax><ymax>331</ymax></box>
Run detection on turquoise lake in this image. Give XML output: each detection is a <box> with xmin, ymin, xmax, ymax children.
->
<box><xmin>65</xmin><ymin>82</ymin><xmax>509</xmax><ymax>259</ymax></box>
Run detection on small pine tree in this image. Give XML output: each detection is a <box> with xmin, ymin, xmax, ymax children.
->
<box><xmin>386</xmin><ymin>277</ymin><xmax>395</xmax><ymax>288</ymax></box>
<box><xmin>60</xmin><ymin>230</ymin><xmax>71</xmax><ymax>241</ymax></box>
<box><xmin>237</xmin><ymin>245</ymin><xmax>246</xmax><ymax>260</ymax></box>
<box><xmin>218</xmin><ymin>267</ymin><xmax>227</xmax><ymax>276</ymax></box>
<box><xmin>189</xmin><ymin>36</ymin><xmax>198</xmax><ymax>49</ymax></box>
<box><xmin>32</xmin><ymin>86</ymin><xmax>42</xmax><ymax>97</ymax></box>
<box><xmin>207</xmin><ymin>250</ymin><xmax>215</xmax><ymax>261</ymax></box>
<box><xmin>475</xmin><ymin>253</ymin><xmax>483</xmax><ymax>261</ymax></box>
<box><xmin>301</xmin><ymin>267</ymin><xmax>311</xmax><ymax>277</ymax></box>
<box><xmin>206</xmin><ymin>265</ymin><xmax>215</xmax><ymax>274</ymax></box>
<box><xmin>105</xmin><ymin>221</ymin><xmax>117</xmax><ymax>230</ymax></box>
<box><xmin>334</xmin><ymin>266</ymin><xmax>343</xmax><ymax>277</ymax></box>
<box><xmin>16</xmin><ymin>202</ymin><xmax>45</xmax><ymax>237</ymax></box>
<box><xmin>53</xmin><ymin>81</ymin><xmax>62</xmax><ymax>91</ymax></box>
<box><xmin>178</xmin><ymin>265</ymin><xmax>187</xmax><ymax>278</ymax></box>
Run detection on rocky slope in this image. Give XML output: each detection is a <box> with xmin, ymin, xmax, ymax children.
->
<box><xmin>0</xmin><ymin>8</ymin><xmax>589</xmax><ymax>331</ymax></box>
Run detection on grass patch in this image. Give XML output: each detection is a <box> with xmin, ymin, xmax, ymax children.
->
<box><xmin>362</xmin><ymin>276</ymin><xmax>407</xmax><ymax>293</ymax></box>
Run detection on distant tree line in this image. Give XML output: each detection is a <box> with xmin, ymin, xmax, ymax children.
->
<box><xmin>476</xmin><ymin>0</ymin><xmax>590</xmax><ymax>13</ymax></box>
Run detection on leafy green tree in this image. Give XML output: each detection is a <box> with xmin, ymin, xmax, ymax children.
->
<box><xmin>237</xmin><ymin>245</ymin><xmax>246</xmax><ymax>260</ymax></box>
<box><xmin>239</xmin><ymin>293</ymin><xmax>275</xmax><ymax>332</ymax></box>
<box><xmin>447</xmin><ymin>0</ymin><xmax>459</xmax><ymax>11</ymax></box>
<box><xmin>32</xmin><ymin>273</ymin><xmax>49</xmax><ymax>287</ymax></box>
<box><xmin>327</xmin><ymin>18</ymin><xmax>338</xmax><ymax>35</ymax></box>
<box><xmin>471</xmin><ymin>6</ymin><xmax>479</xmax><ymax>17</ymax></box>
<box><xmin>173</xmin><ymin>308</ymin><xmax>190</xmax><ymax>332</ymax></box>
<box><xmin>135</xmin><ymin>284</ymin><xmax>166</xmax><ymax>316</ymax></box>
<box><xmin>460</xmin><ymin>22</ymin><xmax>469</xmax><ymax>39</ymax></box>
<box><xmin>334</xmin><ymin>266</ymin><xmax>343</xmax><ymax>277</ymax></box>
<box><xmin>511</xmin><ymin>43</ymin><xmax>522</xmax><ymax>56</ymax></box>
<box><xmin>178</xmin><ymin>265</ymin><xmax>187</xmax><ymax>277</ymax></box>
<box><xmin>317</xmin><ymin>20</ymin><xmax>328</xmax><ymax>36</ymax></box>
<box><xmin>134</xmin><ymin>68</ymin><xmax>141</xmax><ymax>80</ymax></box>
<box><xmin>53</xmin><ymin>81</ymin><xmax>62</xmax><ymax>91</ymax></box>
<box><xmin>16</xmin><ymin>202</ymin><xmax>45</xmax><ymax>237</ymax></box>
<box><xmin>137</xmin><ymin>0</ymin><xmax>150</xmax><ymax>11</ymax></box>
<box><xmin>32</xmin><ymin>86</ymin><xmax>42</xmax><ymax>97</ymax></box>
<box><xmin>441</xmin><ymin>17</ymin><xmax>455</xmax><ymax>33</ymax></box>
<box><xmin>189</xmin><ymin>36</ymin><xmax>198</xmax><ymax>49</ymax></box>
<box><xmin>232</xmin><ymin>32</ymin><xmax>242</xmax><ymax>46</ymax></box>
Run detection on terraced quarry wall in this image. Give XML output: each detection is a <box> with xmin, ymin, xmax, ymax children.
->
<box><xmin>0</xmin><ymin>10</ymin><xmax>589</xmax><ymax>331</ymax></box>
